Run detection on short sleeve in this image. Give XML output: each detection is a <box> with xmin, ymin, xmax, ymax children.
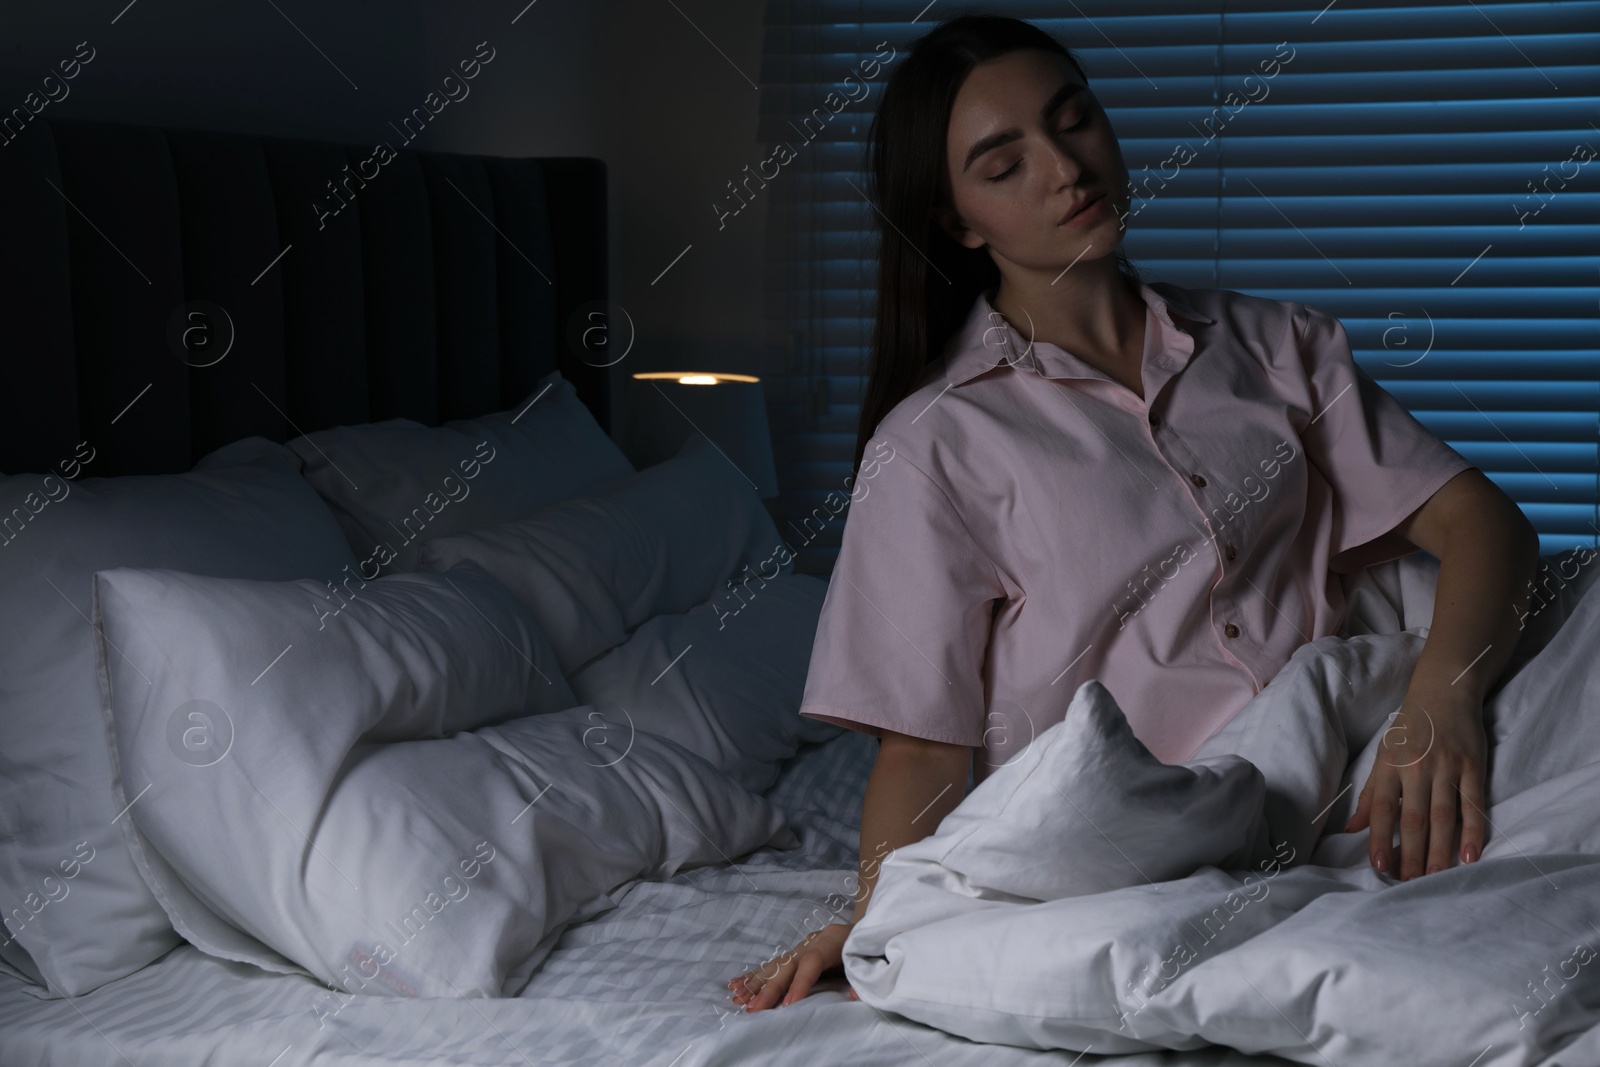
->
<box><xmin>1292</xmin><ymin>303</ymin><xmax>1477</xmax><ymax>574</ymax></box>
<box><xmin>798</xmin><ymin>437</ymin><xmax>1005</xmax><ymax>747</ymax></box>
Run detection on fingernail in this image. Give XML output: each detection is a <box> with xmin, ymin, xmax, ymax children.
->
<box><xmin>1464</xmin><ymin>845</ymin><xmax>1478</xmax><ymax>863</ymax></box>
<box><xmin>1374</xmin><ymin>852</ymin><xmax>1387</xmax><ymax>871</ymax></box>
<box><xmin>1427</xmin><ymin>865</ymin><xmax>1440</xmax><ymax>875</ymax></box>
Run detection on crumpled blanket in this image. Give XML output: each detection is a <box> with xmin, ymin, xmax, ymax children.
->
<box><xmin>844</xmin><ymin>550</ymin><xmax>1600</xmax><ymax>1067</ymax></box>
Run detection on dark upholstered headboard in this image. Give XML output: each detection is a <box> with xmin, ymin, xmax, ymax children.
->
<box><xmin>0</xmin><ymin>119</ymin><xmax>610</xmax><ymax>477</ymax></box>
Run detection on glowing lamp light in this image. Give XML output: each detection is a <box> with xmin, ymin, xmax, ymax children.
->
<box><xmin>631</xmin><ymin>371</ymin><xmax>761</xmax><ymax>386</ymax></box>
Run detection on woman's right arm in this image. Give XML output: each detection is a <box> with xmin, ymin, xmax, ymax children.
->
<box><xmin>725</xmin><ymin>728</ymin><xmax>972</xmax><ymax>1012</ymax></box>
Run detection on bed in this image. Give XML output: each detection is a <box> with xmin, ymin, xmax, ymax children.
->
<box><xmin>2</xmin><ymin>118</ymin><xmax>1597</xmax><ymax>1067</ymax></box>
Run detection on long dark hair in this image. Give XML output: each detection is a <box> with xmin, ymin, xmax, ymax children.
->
<box><xmin>853</xmin><ymin>13</ymin><xmax>1142</xmax><ymax>473</ymax></box>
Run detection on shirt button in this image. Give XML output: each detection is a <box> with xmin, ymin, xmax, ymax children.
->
<box><xmin>1189</xmin><ymin>473</ymin><xmax>1207</xmax><ymax>488</ymax></box>
<box><xmin>1224</xmin><ymin>623</ymin><xmax>1240</xmax><ymax>639</ymax></box>
<box><xmin>1148</xmin><ymin>411</ymin><xmax>1161</xmax><ymax>429</ymax></box>
<box><xmin>1225</xmin><ymin>543</ymin><xmax>1237</xmax><ymax>561</ymax></box>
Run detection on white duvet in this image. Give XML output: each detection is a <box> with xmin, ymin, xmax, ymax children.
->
<box><xmin>844</xmin><ymin>553</ymin><xmax>1600</xmax><ymax>1067</ymax></box>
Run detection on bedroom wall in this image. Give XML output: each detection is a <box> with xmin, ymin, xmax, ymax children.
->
<box><xmin>0</xmin><ymin>0</ymin><xmax>775</xmax><ymax>441</ymax></box>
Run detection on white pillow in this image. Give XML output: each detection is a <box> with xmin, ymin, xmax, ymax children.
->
<box><xmin>567</xmin><ymin>572</ymin><xmax>842</xmax><ymax>794</ymax></box>
<box><xmin>0</xmin><ymin>437</ymin><xmax>360</xmax><ymax>997</ymax></box>
<box><xmin>94</xmin><ymin>561</ymin><xmax>793</xmax><ymax>997</ymax></box>
<box><xmin>417</xmin><ymin>432</ymin><xmax>791</xmax><ymax>676</ymax></box>
<box><xmin>290</xmin><ymin>370</ymin><xmax>634</xmax><ymax>575</ymax></box>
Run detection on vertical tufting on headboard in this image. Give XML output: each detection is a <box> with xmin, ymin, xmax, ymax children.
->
<box><xmin>0</xmin><ymin>118</ymin><xmax>609</xmax><ymax>477</ymax></box>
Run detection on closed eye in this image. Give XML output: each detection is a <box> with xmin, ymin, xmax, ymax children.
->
<box><xmin>985</xmin><ymin>115</ymin><xmax>1093</xmax><ymax>184</ymax></box>
<box><xmin>987</xmin><ymin>162</ymin><xmax>1020</xmax><ymax>184</ymax></box>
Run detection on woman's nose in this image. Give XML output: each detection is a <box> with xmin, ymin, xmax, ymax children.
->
<box><xmin>1046</xmin><ymin>137</ymin><xmax>1084</xmax><ymax>186</ymax></box>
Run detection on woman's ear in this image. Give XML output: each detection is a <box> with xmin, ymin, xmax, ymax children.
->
<box><xmin>936</xmin><ymin>203</ymin><xmax>985</xmax><ymax>250</ymax></box>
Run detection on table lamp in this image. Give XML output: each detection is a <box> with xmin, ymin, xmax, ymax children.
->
<box><xmin>621</xmin><ymin>372</ymin><xmax>779</xmax><ymax>500</ymax></box>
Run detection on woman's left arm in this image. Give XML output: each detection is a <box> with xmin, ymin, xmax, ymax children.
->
<box><xmin>1343</xmin><ymin>468</ymin><xmax>1542</xmax><ymax>880</ymax></box>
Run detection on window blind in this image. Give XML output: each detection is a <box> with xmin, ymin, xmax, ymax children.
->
<box><xmin>757</xmin><ymin>0</ymin><xmax>1600</xmax><ymax>573</ymax></box>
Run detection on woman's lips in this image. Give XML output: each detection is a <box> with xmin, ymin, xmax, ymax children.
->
<box><xmin>1059</xmin><ymin>193</ymin><xmax>1107</xmax><ymax>226</ymax></box>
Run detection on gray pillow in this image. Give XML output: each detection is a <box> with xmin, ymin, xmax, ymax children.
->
<box><xmin>567</xmin><ymin>572</ymin><xmax>841</xmax><ymax>794</ymax></box>
<box><xmin>0</xmin><ymin>437</ymin><xmax>359</xmax><ymax>997</ymax></box>
<box><xmin>290</xmin><ymin>371</ymin><xmax>633</xmax><ymax>575</ymax></box>
<box><xmin>417</xmin><ymin>432</ymin><xmax>789</xmax><ymax>675</ymax></box>
<box><xmin>94</xmin><ymin>561</ymin><xmax>789</xmax><ymax>998</ymax></box>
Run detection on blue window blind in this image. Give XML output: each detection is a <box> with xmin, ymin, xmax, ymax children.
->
<box><xmin>758</xmin><ymin>0</ymin><xmax>1600</xmax><ymax>573</ymax></box>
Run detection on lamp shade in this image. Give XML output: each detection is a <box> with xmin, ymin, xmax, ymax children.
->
<box><xmin>621</xmin><ymin>373</ymin><xmax>780</xmax><ymax>499</ymax></box>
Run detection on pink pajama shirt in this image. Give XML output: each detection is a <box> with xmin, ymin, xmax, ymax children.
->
<box><xmin>798</xmin><ymin>281</ymin><xmax>1476</xmax><ymax>783</ymax></box>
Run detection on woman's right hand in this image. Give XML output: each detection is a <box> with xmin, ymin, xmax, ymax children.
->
<box><xmin>724</xmin><ymin>731</ymin><xmax>970</xmax><ymax>1013</ymax></box>
<box><xmin>726</xmin><ymin>921</ymin><xmax>856</xmax><ymax>1011</ymax></box>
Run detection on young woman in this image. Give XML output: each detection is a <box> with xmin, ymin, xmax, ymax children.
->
<box><xmin>728</xmin><ymin>13</ymin><xmax>1539</xmax><ymax>1013</ymax></box>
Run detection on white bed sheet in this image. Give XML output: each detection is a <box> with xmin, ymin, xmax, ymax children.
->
<box><xmin>0</xmin><ymin>725</ymin><xmax>1302</xmax><ymax>1067</ymax></box>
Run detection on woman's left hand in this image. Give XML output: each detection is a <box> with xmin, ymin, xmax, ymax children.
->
<box><xmin>1343</xmin><ymin>688</ymin><xmax>1489</xmax><ymax>879</ymax></box>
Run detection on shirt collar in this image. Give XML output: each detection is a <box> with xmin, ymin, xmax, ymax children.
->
<box><xmin>941</xmin><ymin>281</ymin><xmax>1215</xmax><ymax>389</ymax></box>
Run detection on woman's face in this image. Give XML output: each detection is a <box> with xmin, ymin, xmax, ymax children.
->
<box><xmin>939</xmin><ymin>48</ymin><xmax>1129</xmax><ymax>271</ymax></box>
